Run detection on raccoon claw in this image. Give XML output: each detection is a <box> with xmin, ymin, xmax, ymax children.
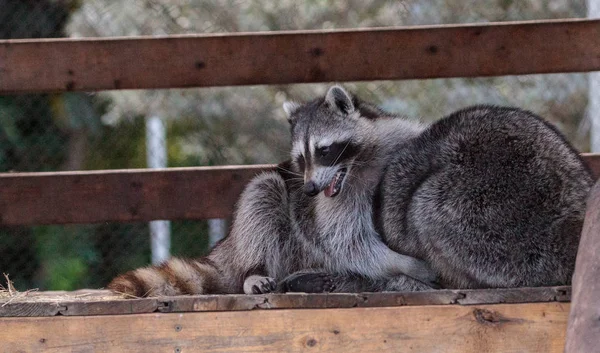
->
<box><xmin>243</xmin><ymin>275</ymin><xmax>277</xmax><ymax>294</ymax></box>
<box><xmin>282</xmin><ymin>272</ymin><xmax>336</xmax><ymax>293</ymax></box>
<box><xmin>253</xmin><ymin>278</ymin><xmax>277</xmax><ymax>294</ymax></box>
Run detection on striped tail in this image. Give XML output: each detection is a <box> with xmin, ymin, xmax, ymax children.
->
<box><xmin>107</xmin><ymin>257</ymin><xmax>222</xmax><ymax>297</ymax></box>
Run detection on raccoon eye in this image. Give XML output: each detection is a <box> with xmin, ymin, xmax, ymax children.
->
<box><xmin>316</xmin><ymin>146</ymin><xmax>330</xmax><ymax>157</ymax></box>
<box><xmin>295</xmin><ymin>155</ymin><xmax>305</xmax><ymax>171</ymax></box>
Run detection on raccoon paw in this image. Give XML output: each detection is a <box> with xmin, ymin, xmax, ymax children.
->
<box><xmin>243</xmin><ymin>275</ymin><xmax>277</xmax><ymax>295</ymax></box>
<box><xmin>282</xmin><ymin>272</ymin><xmax>336</xmax><ymax>293</ymax></box>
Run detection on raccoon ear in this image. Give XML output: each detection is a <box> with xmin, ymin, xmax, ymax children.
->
<box><xmin>325</xmin><ymin>85</ymin><xmax>355</xmax><ymax>115</ymax></box>
<box><xmin>283</xmin><ymin>101</ymin><xmax>301</xmax><ymax>121</ymax></box>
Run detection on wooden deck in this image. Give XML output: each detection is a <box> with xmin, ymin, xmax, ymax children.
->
<box><xmin>0</xmin><ymin>287</ymin><xmax>571</xmax><ymax>352</ymax></box>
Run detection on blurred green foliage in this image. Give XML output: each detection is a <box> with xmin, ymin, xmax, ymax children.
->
<box><xmin>0</xmin><ymin>0</ymin><xmax>78</xmax><ymax>290</ymax></box>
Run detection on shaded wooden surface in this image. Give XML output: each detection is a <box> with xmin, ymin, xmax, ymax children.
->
<box><xmin>0</xmin><ymin>286</ymin><xmax>570</xmax><ymax>317</ymax></box>
<box><xmin>1</xmin><ymin>19</ymin><xmax>600</xmax><ymax>94</ymax></box>
<box><xmin>565</xmin><ymin>181</ymin><xmax>600</xmax><ymax>352</ymax></box>
<box><xmin>1</xmin><ymin>154</ymin><xmax>598</xmax><ymax>226</ymax></box>
<box><xmin>0</xmin><ymin>302</ymin><xmax>569</xmax><ymax>352</ymax></box>
<box><xmin>582</xmin><ymin>152</ymin><xmax>600</xmax><ymax>179</ymax></box>
<box><xmin>0</xmin><ymin>165</ymin><xmax>272</xmax><ymax>225</ymax></box>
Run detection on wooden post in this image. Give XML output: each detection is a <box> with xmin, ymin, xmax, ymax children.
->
<box><xmin>565</xmin><ymin>180</ymin><xmax>600</xmax><ymax>352</ymax></box>
<box><xmin>146</xmin><ymin>115</ymin><xmax>171</xmax><ymax>265</ymax></box>
<box><xmin>589</xmin><ymin>0</ymin><xmax>600</xmax><ymax>152</ymax></box>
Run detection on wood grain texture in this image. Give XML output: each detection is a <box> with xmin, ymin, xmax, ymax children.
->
<box><xmin>0</xmin><ymin>286</ymin><xmax>571</xmax><ymax>317</ymax></box>
<box><xmin>565</xmin><ymin>181</ymin><xmax>600</xmax><ymax>352</ymax></box>
<box><xmin>0</xmin><ymin>154</ymin><xmax>598</xmax><ymax>226</ymax></box>
<box><xmin>0</xmin><ymin>302</ymin><xmax>63</xmax><ymax>317</ymax></box>
<box><xmin>0</xmin><ymin>302</ymin><xmax>569</xmax><ymax>352</ymax></box>
<box><xmin>0</xmin><ymin>165</ymin><xmax>272</xmax><ymax>225</ymax></box>
<box><xmin>1</xmin><ymin>19</ymin><xmax>600</xmax><ymax>93</ymax></box>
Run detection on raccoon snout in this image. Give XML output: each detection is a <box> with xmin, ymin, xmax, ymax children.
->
<box><xmin>303</xmin><ymin>181</ymin><xmax>320</xmax><ymax>196</ymax></box>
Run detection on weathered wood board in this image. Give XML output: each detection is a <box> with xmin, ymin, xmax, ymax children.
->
<box><xmin>0</xmin><ymin>154</ymin><xmax>598</xmax><ymax>226</ymax></box>
<box><xmin>0</xmin><ymin>286</ymin><xmax>570</xmax><ymax>317</ymax></box>
<box><xmin>1</xmin><ymin>19</ymin><xmax>599</xmax><ymax>93</ymax></box>
<box><xmin>0</xmin><ymin>165</ymin><xmax>271</xmax><ymax>225</ymax></box>
<box><xmin>0</xmin><ymin>302</ymin><xmax>569</xmax><ymax>352</ymax></box>
<box><xmin>565</xmin><ymin>180</ymin><xmax>600</xmax><ymax>352</ymax></box>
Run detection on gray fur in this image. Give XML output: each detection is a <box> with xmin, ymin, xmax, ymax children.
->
<box><xmin>108</xmin><ymin>86</ymin><xmax>592</xmax><ymax>297</ymax></box>
<box><xmin>109</xmin><ymin>86</ymin><xmax>437</xmax><ymax>297</ymax></box>
<box><xmin>282</xmin><ymin>86</ymin><xmax>438</xmax><ymax>288</ymax></box>
<box><xmin>378</xmin><ymin>105</ymin><xmax>593</xmax><ymax>288</ymax></box>
<box><xmin>284</xmin><ymin>86</ymin><xmax>592</xmax><ymax>291</ymax></box>
<box><xmin>277</xmin><ymin>86</ymin><xmax>591</xmax><ymax>291</ymax></box>
<box><xmin>108</xmin><ymin>171</ymin><xmax>295</xmax><ymax>296</ymax></box>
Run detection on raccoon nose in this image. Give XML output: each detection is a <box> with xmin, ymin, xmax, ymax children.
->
<box><xmin>303</xmin><ymin>181</ymin><xmax>319</xmax><ymax>196</ymax></box>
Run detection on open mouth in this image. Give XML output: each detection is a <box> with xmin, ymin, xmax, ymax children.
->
<box><xmin>324</xmin><ymin>168</ymin><xmax>347</xmax><ymax>197</ymax></box>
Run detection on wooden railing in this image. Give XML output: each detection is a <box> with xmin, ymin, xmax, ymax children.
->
<box><xmin>0</xmin><ymin>155</ymin><xmax>598</xmax><ymax>226</ymax></box>
<box><xmin>1</xmin><ymin>18</ymin><xmax>599</xmax><ymax>352</ymax></box>
<box><xmin>1</xmin><ymin>19</ymin><xmax>600</xmax><ymax>94</ymax></box>
<box><xmin>0</xmin><ymin>19</ymin><xmax>598</xmax><ymax>226</ymax></box>
<box><xmin>0</xmin><ymin>165</ymin><xmax>271</xmax><ymax>225</ymax></box>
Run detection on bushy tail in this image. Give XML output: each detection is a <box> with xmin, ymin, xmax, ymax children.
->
<box><xmin>107</xmin><ymin>257</ymin><xmax>222</xmax><ymax>297</ymax></box>
<box><xmin>108</xmin><ymin>167</ymin><xmax>293</xmax><ymax>298</ymax></box>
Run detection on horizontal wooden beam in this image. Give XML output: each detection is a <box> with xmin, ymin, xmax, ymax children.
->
<box><xmin>0</xmin><ymin>165</ymin><xmax>273</xmax><ymax>226</ymax></box>
<box><xmin>0</xmin><ymin>302</ymin><xmax>569</xmax><ymax>352</ymax></box>
<box><xmin>0</xmin><ymin>286</ymin><xmax>570</xmax><ymax>317</ymax></box>
<box><xmin>1</xmin><ymin>154</ymin><xmax>598</xmax><ymax>226</ymax></box>
<box><xmin>1</xmin><ymin>19</ymin><xmax>599</xmax><ymax>93</ymax></box>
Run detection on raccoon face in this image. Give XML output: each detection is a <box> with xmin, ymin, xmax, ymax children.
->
<box><xmin>293</xmin><ymin>137</ymin><xmax>360</xmax><ymax>197</ymax></box>
<box><xmin>284</xmin><ymin>86</ymin><xmax>365</xmax><ymax>198</ymax></box>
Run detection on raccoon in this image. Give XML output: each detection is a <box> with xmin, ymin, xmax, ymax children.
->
<box><xmin>109</xmin><ymin>85</ymin><xmax>592</xmax><ymax>296</ymax></box>
<box><xmin>376</xmin><ymin>104</ymin><xmax>594</xmax><ymax>288</ymax></box>
<box><xmin>284</xmin><ymin>85</ymin><xmax>593</xmax><ymax>291</ymax></box>
<box><xmin>108</xmin><ymin>164</ymin><xmax>432</xmax><ymax>297</ymax></box>
<box><xmin>108</xmin><ymin>86</ymin><xmax>440</xmax><ymax>297</ymax></box>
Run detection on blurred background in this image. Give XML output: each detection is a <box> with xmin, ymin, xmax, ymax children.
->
<box><xmin>0</xmin><ymin>0</ymin><xmax>595</xmax><ymax>291</ymax></box>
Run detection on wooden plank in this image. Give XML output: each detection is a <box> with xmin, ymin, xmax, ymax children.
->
<box><xmin>0</xmin><ymin>290</ymin><xmax>157</xmax><ymax>317</ymax></box>
<box><xmin>0</xmin><ymin>302</ymin><xmax>63</xmax><ymax>317</ymax></box>
<box><xmin>0</xmin><ymin>165</ymin><xmax>272</xmax><ymax>225</ymax></box>
<box><xmin>0</xmin><ymin>302</ymin><xmax>569</xmax><ymax>352</ymax></box>
<box><xmin>0</xmin><ymin>286</ymin><xmax>571</xmax><ymax>317</ymax></box>
<box><xmin>1</xmin><ymin>154</ymin><xmax>598</xmax><ymax>226</ymax></box>
<box><xmin>59</xmin><ymin>299</ymin><xmax>159</xmax><ymax>317</ymax></box>
<box><xmin>565</xmin><ymin>180</ymin><xmax>600</xmax><ymax>352</ymax></box>
<box><xmin>101</xmin><ymin>285</ymin><xmax>572</xmax><ymax>315</ymax></box>
<box><xmin>1</xmin><ymin>19</ymin><xmax>600</xmax><ymax>93</ymax></box>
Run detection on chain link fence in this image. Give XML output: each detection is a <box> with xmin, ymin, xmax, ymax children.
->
<box><xmin>0</xmin><ymin>0</ymin><xmax>592</xmax><ymax>291</ymax></box>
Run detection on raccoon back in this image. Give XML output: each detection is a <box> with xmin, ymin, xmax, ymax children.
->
<box><xmin>379</xmin><ymin>105</ymin><xmax>593</xmax><ymax>288</ymax></box>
